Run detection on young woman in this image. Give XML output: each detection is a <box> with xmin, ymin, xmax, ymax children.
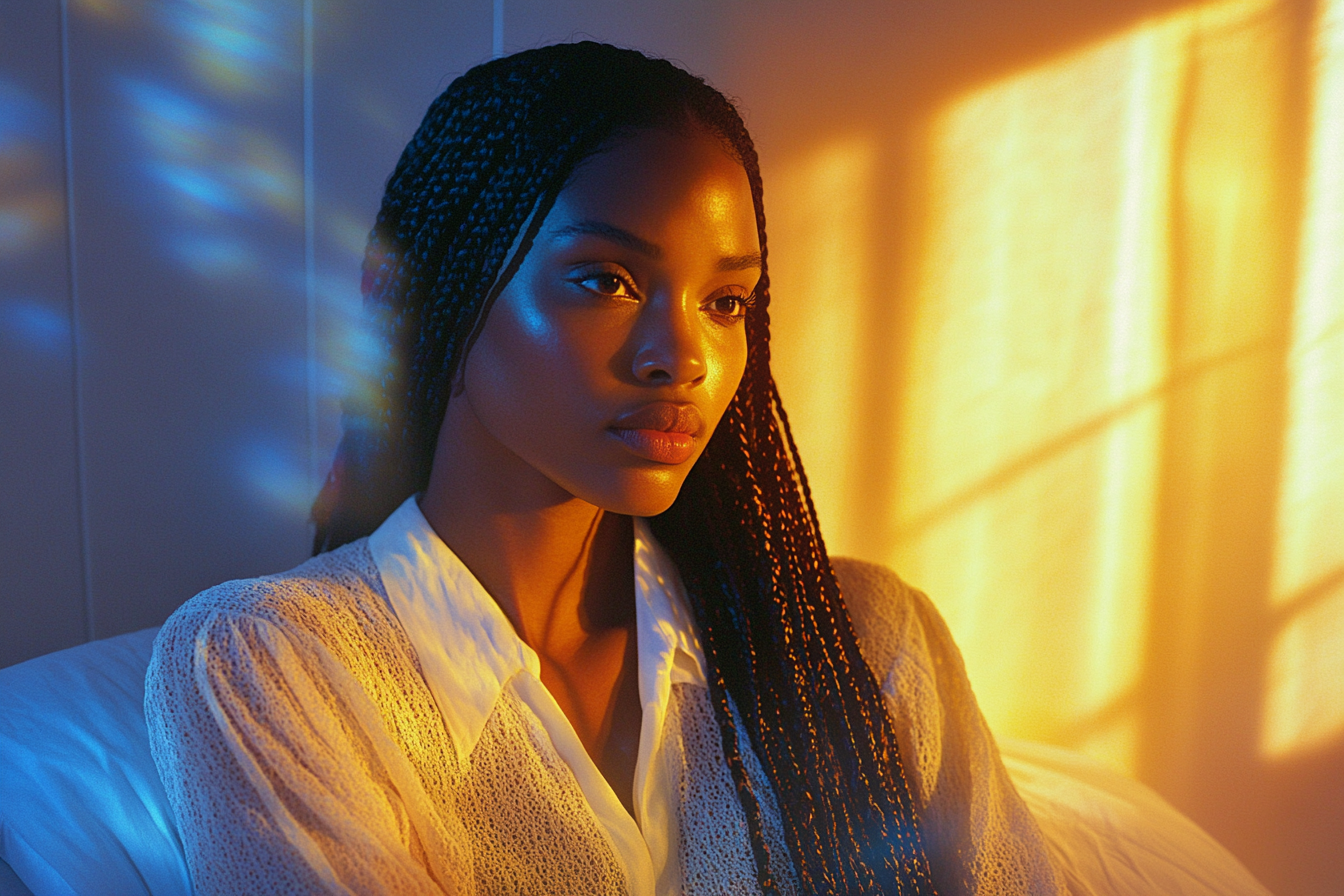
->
<box><xmin>145</xmin><ymin>43</ymin><xmax>1063</xmax><ymax>895</ymax></box>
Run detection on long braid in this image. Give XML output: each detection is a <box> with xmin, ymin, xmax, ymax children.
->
<box><xmin>313</xmin><ymin>42</ymin><xmax>938</xmax><ymax>896</ymax></box>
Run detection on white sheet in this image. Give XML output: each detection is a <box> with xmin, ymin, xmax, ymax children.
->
<box><xmin>0</xmin><ymin>628</ymin><xmax>189</xmax><ymax>896</ymax></box>
<box><xmin>1001</xmin><ymin>739</ymin><xmax>1273</xmax><ymax>896</ymax></box>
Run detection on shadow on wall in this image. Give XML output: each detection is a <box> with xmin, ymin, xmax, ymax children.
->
<box><xmin>0</xmin><ymin>0</ymin><xmax>429</xmax><ymax>663</ymax></box>
<box><xmin>746</xmin><ymin>1</ymin><xmax>1343</xmax><ymax>895</ymax></box>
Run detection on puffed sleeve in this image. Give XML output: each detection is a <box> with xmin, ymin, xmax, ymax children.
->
<box><xmin>833</xmin><ymin>557</ymin><xmax>1066</xmax><ymax>896</ymax></box>
<box><xmin>144</xmin><ymin>596</ymin><xmax>472</xmax><ymax>896</ymax></box>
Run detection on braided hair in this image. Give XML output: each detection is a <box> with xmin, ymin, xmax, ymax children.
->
<box><xmin>312</xmin><ymin>42</ymin><xmax>938</xmax><ymax>896</ymax></box>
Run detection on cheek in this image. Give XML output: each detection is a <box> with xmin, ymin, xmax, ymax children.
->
<box><xmin>469</xmin><ymin>316</ymin><xmax>551</xmax><ymax>418</ymax></box>
<box><xmin>707</xmin><ymin>328</ymin><xmax>750</xmax><ymax>417</ymax></box>
<box><xmin>464</xmin><ymin>295</ymin><xmax>609</xmax><ymax>436</ymax></box>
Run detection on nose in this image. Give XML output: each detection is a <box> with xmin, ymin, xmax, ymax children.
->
<box><xmin>630</xmin><ymin>292</ymin><xmax>707</xmax><ymax>386</ymax></box>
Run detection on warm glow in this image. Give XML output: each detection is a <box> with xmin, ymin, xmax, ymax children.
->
<box><xmin>72</xmin><ymin>0</ymin><xmax>136</xmax><ymax>23</ymax></box>
<box><xmin>1263</xmin><ymin>589</ymin><xmax>1344</xmax><ymax>757</ymax></box>
<box><xmin>767</xmin><ymin>0</ymin><xmax>1323</xmax><ymax>777</ymax></box>
<box><xmin>887</xmin><ymin>17</ymin><xmax>1196</xmax><ymax>770</ymax></box>
<box><xmin>1261</xmin><ymin>0</ymin><xmax>1344</xmax><ymax>760</ymax></box>
<box><xmin>0</xmin><ymin>83</ymin><xmax>64</xmax><ymax>259</ymax></box>
<box><xmin>767</xmin><ymin>137</ymin><xmax>877</xmax><ymax>553</ymax></box>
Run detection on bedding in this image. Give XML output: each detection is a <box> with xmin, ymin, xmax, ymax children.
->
<box><xmin>0</xmin><ymin>628</ymin><xmax>188</xmax><ymax>896</ymax></box>
<box><xmin>0</xmin><ymin>859</ymin><xmax>32</xmax><ymax>896</ymax></box>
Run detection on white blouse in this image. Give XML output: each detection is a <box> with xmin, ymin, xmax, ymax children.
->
<box><xmin>144</xmin><ymin>496</ymin><xmax>1068</xmax><ymax>896</ymax></box>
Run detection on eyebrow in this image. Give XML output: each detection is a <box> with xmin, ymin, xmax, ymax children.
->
<box><xmin>552</xmin><ymin>221</ymin><xmax>662</xmax><ymax>259</ymax></box>
<box><xmin>717</xmin><ymin>252</ymin><xmax>763</xmax><ymax>273</ymax></box>
<box><xmin>552</xmin><ymin>220</ymin><xmax>762</xmax><ymax>273</ymax></box>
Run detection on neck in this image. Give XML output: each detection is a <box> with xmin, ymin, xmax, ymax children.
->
<box><xmin>420</xmin><ymin>396</ymin><xmax>635</xmax><ymax>659</ymax></box>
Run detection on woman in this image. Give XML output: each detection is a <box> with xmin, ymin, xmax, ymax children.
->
<box><xmin>145</xmin><ymin>43</ymin><xmax>1062</xmax><ymax>895</ymax></box>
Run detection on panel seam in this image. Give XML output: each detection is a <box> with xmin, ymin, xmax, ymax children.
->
<box><xmin>58</xmin><ymin>0</ymin><xmax>95</xmax><ymax>642</ymax></box>
<box><xmin>494</xmin><ymin>0</ymin><xmax>504</xmax><ymax>58</ymax></box>
<box><xmin>304</xmin><ymin>0</ymin><xmax>319</xmax><ymax>512</ymax></box>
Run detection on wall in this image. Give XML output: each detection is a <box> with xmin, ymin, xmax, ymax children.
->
<box><xmin>1</xmin><ymin>1</ymin><xmax>1339</xmax><ymax>893</ymax></box>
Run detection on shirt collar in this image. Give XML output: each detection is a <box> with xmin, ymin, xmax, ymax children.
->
<box><xmin>369</xmin><ymin>497</ymin><xmax>539</xmax><ymax>766</ymax></box>
<box><xmin>368</xmin><ymin>496</ymin><xmax>706</xmax><ymax>766</ymax></box>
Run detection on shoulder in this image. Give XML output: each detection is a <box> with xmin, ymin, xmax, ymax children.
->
<box><xmin>831</xmin><ymin>556</ymin><xmax>916</xmax><ymax>627</ymax></box>
<box><xmin>161</xmin><ymin>539</ymin><xmax>381</xmax><ymax>630</ymax></box>
<box><xmin>832</xmin><ymin>556</ymin><xmax>945</xmax><ymax>626</ymax></box>
<box><xmin>834</xmin><ymin>558</ymin><xmax>934</xmax><ymax>661</ymax></box>
<box><xmin>145</xmin><ymin>538</ymin><xmax>451</xmax><ymax>776</ymax></box>
<box><xmin>150</xmin><ymin>539</ymin><xmax>391</xmax><ymax>678</ymax></box>
<box><xmin>832</xmin><ymin>556</ymin><xmax>968</xmax><ymax>691</ymax></box>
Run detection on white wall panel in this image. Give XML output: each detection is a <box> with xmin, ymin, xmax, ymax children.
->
<box><xmin>0</xmin><ymin>0</ymin><xmax>86</xmax><ymax>667</ymax></box>
<box><xmin>66</xmin><ymin>0</ymin><xmax>311</xmax><ymax>638</ymax></box>
<box><xmin>504</xmin><ymin>0</ymin><xmax>730</xmax><ymax>83</ymax></box>
<box><xmin>0</xmin><ymin>0</ymin><xmax>495</xmax><ymax>664</ymax></box>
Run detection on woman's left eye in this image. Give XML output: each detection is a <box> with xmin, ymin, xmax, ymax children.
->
<box><xmin>707</xmin><ymin>293</ymin><xmax>752</xmax><ymax>320</ymax></box>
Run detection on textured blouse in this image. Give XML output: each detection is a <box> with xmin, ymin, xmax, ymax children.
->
<box><xmin>144</xmin><ymin>497</ymin><xmax>1063</xmax><ymax>896</ymax></box>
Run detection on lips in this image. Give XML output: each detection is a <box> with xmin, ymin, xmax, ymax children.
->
<box><xmin>609</xmin><ymin>402</ymin><xmax>703</xmax><ymax>434</ymax></box>
<box><xmin>607</xmin><ymin>402</ymin><xmax>703</xmax><ymax>464</ymax></box>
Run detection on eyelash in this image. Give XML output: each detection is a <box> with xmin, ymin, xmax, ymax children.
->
<box><xmin>572</xmin><ymin>266</ymin><xmax>754</xmax><ymax>322</ymax></box>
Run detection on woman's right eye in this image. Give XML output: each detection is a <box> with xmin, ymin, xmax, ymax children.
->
<box><xmin>574</xmin><ymin>268</ymin><xmax>639</xmax><ymax>299</ymax></box>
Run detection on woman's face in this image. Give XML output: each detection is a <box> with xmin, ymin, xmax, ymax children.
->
<box><xmin>450</xmin><ymin>126</ymin><xmax>760</xmax><ymax>517</ymax></box>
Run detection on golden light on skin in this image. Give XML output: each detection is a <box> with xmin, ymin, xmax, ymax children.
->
<box><xmin>1262</xmin><ymin>0</ymin><xmax>1344</xmax><ymax>760</ymax></box>
<box><xmin>695</xmin><ymin>180</ymin><xmax>741</xmax><ymax>232</ymax></box>
<box><xmin>765</xmin><ymin>137</ymin><xmax>877</xmax><ymax>554</ymax></box>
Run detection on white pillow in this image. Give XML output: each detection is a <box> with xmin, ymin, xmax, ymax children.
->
<box><xmin>1001</xmin><ymin>738</ymin><xmax>1272</xmax><ymax>896</ymax></box>
<box><xmin>0</xmin><ymin>628</ymin><xmax>190</xmax><ymax>896</ymax></box>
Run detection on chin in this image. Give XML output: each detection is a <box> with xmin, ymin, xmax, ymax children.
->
<box><xmin>586</xmin><ymin>467</ymin><xmax>689</xmax><ymax>518</ymax></box>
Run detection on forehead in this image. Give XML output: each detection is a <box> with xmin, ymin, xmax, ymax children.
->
<box><xmin>546</xmin><ymin>128</ymin><xmax>759</xmax><ymax>253</ymax></box>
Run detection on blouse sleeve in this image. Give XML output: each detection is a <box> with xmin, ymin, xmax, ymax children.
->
<box><xmin>144</xmin><ymin>599</ymin><xmax>470</xmax><ymax>896</ymax></box>
<box><xmin>833</xmin><ymin>557</ymin><xmax>1066</xmax><ymax>896</ymax></box>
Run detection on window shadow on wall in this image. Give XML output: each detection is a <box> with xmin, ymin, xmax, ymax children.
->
<box><xmin>739</xmin><ymin>1</ymin><xmax>1342</xmax><ymax>894</ymax></box>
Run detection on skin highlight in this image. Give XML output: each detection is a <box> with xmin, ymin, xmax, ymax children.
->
<box><xmin>418</xmin><ymin>127</ymin><xmax>761</xmax><ymax>812</ymax></box>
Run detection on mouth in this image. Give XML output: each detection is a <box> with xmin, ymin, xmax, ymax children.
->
<box><xmin>607</xmin><ymin>402</ymin><xmax>703</xmax><ymax>465</ymax></box>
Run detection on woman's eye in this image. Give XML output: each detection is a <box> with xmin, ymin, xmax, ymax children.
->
<box><xmin>576</xmin><ymin>270</ymin><xmax>637</xmax><ymax>298</ymax></box>
<box><xmin>708</xmin><ymin>293</ymin><xmax>751</xmax><ymax>320</ymax></box>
